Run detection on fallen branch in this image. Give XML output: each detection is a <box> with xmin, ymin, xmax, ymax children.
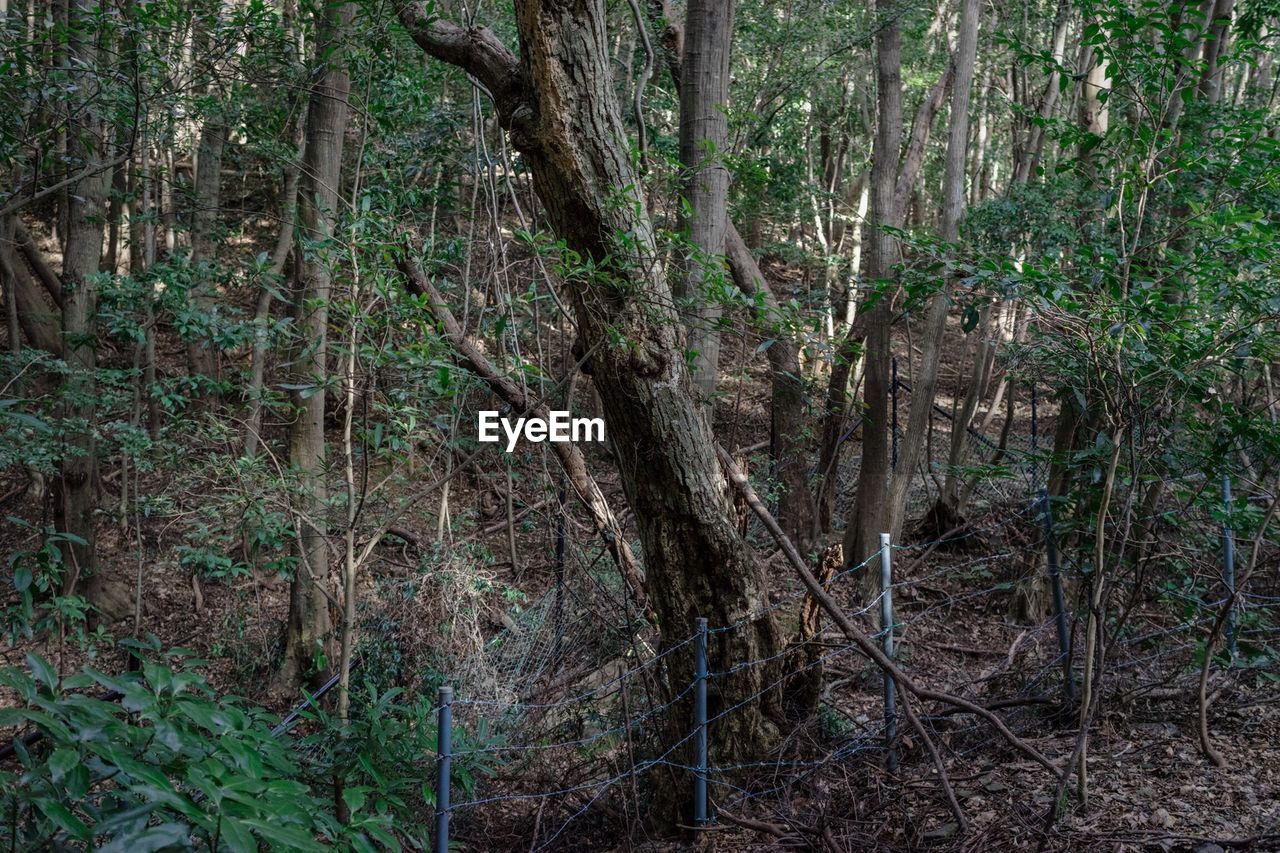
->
<box><xmin>396</xmin><ymin>251</ymin><xmax>647</xmax><ymax>610</ymax></box>
<box><xmin>481</xmin><ymin>496</ymin><xmax>552</xmax><ymax>535</ymax></box>
<box><xmin>715</xmin><ymin>444</ymin><xmax>1062</xmax><ymax>781</ymax></box>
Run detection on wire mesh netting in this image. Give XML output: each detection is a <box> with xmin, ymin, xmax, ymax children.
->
<box><xmin>265</xmin><ymin>376</ymin><xmax>1279</xmax><ymax>850</ymax></box>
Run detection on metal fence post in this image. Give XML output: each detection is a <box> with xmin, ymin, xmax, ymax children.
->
<box><xmin>435</xmin><ymin>686</ymin><xmax>452</xmax><ymax>853</ymax></box>
<box><xmin>1039</xmin><ymin>489</ymin><xmax>1074</xmax><ymax>701</ymax></box>
<box><xmin>694</xmin><ymin>617</ymin><xmax>709</xmax><ymax>826</ymax></box>
<box><xmin>879</xmin><ymin>533</ymin><xmax>897</xmax><ymax>773</ymax></box>
<box><xmin>1223</xmin><ymin>474</ymin><xmax>1237</xmax><ymax>661</ymax></box>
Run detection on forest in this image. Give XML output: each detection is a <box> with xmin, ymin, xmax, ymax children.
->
<box><xmin>1</xmin><ymin>0</ymin><xmax>1279</xmax><ymax>848</ymax></box>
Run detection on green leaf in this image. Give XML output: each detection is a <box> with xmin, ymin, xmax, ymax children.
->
<box><xmin>343</xmin><ymin>785</ymin><xmax>369</xmax><ymax>814</ymax></box>
<box><xmin>48</xmin><ymin>747</ymin><xmax>78</xmax><ymax>784</ymax></box>
<box><xmin>27</xmin><ymin>653</ymin><xmax>58</xmax><ymax>691</ymax></box>
<box><xmin>116</xmin><ymin>823</ymin><xmax>193</xmax><ymax>852</ymax></box>
<box><xmin>36</xmin><ymin>799</ymin><xmax>91</xmax><ymax>842</ymax></box>
<box><xmin>220</xmin><ymin>817</ymin><xmax>257</xmax><ymax>853</ymax></box>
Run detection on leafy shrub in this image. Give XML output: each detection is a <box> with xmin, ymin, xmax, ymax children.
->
<box><xmin>0</xmin><ymin>651</ymin><xmax>390</xmax><ymax>851</ymax></box>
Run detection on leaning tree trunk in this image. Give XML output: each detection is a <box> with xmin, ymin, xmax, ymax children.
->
<box><xmin>400</xmin><ymin>0</ymin><xmax>783</xmax><ymax>766</ymax></box>
<box><xmin>677</xmin><ymin>0</ymin><xmax>735</xmax><ymax>401</ymax></box>
<box><xmin>278</xmin><ymin>0</ymin><xmax>354</xmax><ymax>690</ymax></box>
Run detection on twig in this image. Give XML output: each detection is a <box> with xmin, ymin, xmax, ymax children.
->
<box><xmin>1197</xmin><ymin>480</ymin><xmax>1279</xmax><ymax>766</ymax></box>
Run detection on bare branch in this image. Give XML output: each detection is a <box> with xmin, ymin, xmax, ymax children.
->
<box><xmin>395</xmin><ymin>250</ymin><xmax>648</xmax><ymax>611</ymax></box>
<box><xmin>395</xmin><ymin>3</ymin><xmax>531</xmax><ymax>128</ymax></box>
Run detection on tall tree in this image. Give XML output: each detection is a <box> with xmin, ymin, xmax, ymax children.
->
<box><xmin>187</xmin><ymin>0</ymin><xmax>229</xmax><ymax>402</ymax></box>
<box><xmin>56</xmin><ymin>0</ymin><xmax>116</xmax><ymax>612</ymax></box>
<box><xmin>278</xmin><ymin>0</ymin><xmax>355</xmax><ymax>688</ymax></box>
<box><xmin>886</xmin><ymin>0</ymin><xmax>982</xmax><ymax>541</ymax></box>
<box><xmin>677</xmin><ymin>0</ymin><xmax>735</xmax><ymax>401</ymax></box>
<box><xmin>841</xmin><ymin>0</ymin><xmax>903</xmax><ymax>574</ymax></box>
<box><xmin>399</xmin><ymin>0</ymin><xmax>783</xmax><ymax>762</ymax></box>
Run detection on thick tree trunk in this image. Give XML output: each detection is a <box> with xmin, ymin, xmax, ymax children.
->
<box><xmin>401</xmin><ymin>0</ymin><xmax>783</xmax><ymax>764</ymax></box>
<box><xmin>677</xmin><ymin>0</ymin><xmax>735</xmax><ymax>401</ymax></box>
<box><xmin>278</xmin><ymin>0</ymin><xmax>354</xmax><ymax>690</ymax></box>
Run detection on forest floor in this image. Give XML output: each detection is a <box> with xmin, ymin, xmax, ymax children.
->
<box><xmin>2</xmin><ymin>249</ymin><xmax>1278</xmax><ymax>851</ymax></box>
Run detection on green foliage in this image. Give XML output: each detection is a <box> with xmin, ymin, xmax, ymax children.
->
<box><xmin>297</xmin><ymin>683</ymin><xmax>499</xmax><ymax>849</ymax></box>
<box><xmin>0</xmin><ymin>647</ymin><xmax>500</xmax><ymax>851</ymax></box>
<box><xmin>0</xmin><ymin>650</ymin><xmax>343</xmax><ymax>851</ymax></box>
<box><xmin>2</xmin><ymin>523</ymin><xmax>97</xmax><ymax>649</ymax></box>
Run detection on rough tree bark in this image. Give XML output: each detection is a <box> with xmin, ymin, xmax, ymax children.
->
<box><xmin>56</xmin><ymin>0</ymin><xmax>126</xmax><ymax>616</ymax></box>
<box><xmin>278</xmin><ymin>0</ymin><xmax>355</xmax><ymax>689</ymax></box>
<box><xmin>677</xmin><ymin>0</ymin><xmax>735</xmax><ymax>401</ymax></box>
<box><xmin>399</xmin><ymin>0</ymin><xmax>783</xmax><ymax>763</ymax></box>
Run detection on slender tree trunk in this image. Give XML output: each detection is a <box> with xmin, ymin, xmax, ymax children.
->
<box><xmin>245</xmin><ymin>0</ymin><xmax>305</xmax><ymax>458</ymax></box>
<box><xmin>186</xmin><ymin>0</ymin><xmax>228</xmax><ymax>401</ymax></box>
<box><xmin>885</xmin><ymin>0</ymin><xmax>981</xmax><ymax>542</ymax></box>
<box><xmin>842</xmin><ymin>0</ymin><xmax>903</xmax><ymax>580</ymax></box>
<box><xmin>648</xmin><ymin>3</ymin><xmax>810</xmax><ymax>549</ymax></box>
<box><xmin>56</xmin><ymin>0</ymin><xmax>119</xmax><ymax>614</ymax></box>
<box><xmin>726</xmin><ymin>226</ymin><xmax>812</xmax><ymax>554</ymax></box>
<box><xmin>969</xmin><ymin>70</ymin><xmax>991</xmax><ymax>205</ymax></box>
<box><xmin>278</xmin><ymin>0</ymin><xmax>355</xmax><ymax>690</ymax></box>
<box><xmin>1016</xmin><ymin>0</ymin><xmax>1071</xmax><ymax>184</ymax></box>
<box><xmin>188</xmin><ymin>118</ymin><xmax>226</xmax><ymax>396</ymax></box>
<box><xmin>678</xmin><ymin>0</ymin><xmax>735</xmax><ymax>402</ymax></box>
<box><xmin>1198</xmin><ymin>0</ymin><xmax>1234</xmax><ymax>105</ymax></box>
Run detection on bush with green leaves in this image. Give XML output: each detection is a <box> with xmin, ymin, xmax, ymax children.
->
<box><xmin>0</xmin><ymin>650</ymin><xmax>409</xmax><ymax>851</ymax></box>
<box><xmin>296</xmin><ymin>683</ymin><xmax>501</xmax><ymax>848</ymax></box>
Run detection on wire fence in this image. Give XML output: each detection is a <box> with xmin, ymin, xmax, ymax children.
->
<box><xmin>298</xmin><ymin>374</ymin><xmax>1277</xmax><ymax>849</ymax></box>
